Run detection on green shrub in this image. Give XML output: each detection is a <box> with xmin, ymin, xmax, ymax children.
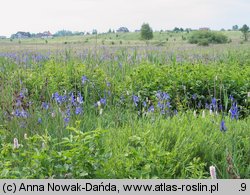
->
<box><xmin>198</xmin><ymin>39</ymin><xmax>209</xmax><ymax>46</ymax></box>
<box><xmin>189</xmin><ymin>31</ymin><xmax>228</xmax><ymax>45</ymax></box>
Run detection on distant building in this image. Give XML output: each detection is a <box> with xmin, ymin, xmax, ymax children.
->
<box><xmin>0</xmin><ymin>36</ymin><xmax>6</xmax><ymax>39</ymax></box>
<box><xmin>12</xmin><ymin>31</ymin><xmax>31</xmax><ymax>39</ymax></box>
<box><xmin>36</xmin><ymin>31</ymin><xmax>53</xmax><ymax>39</ymax></box>
<box><xmin>199</xmin><ymin>27</ymin><xmax>210</xmax><ymax>31</ymax></box>
<box><xmin>116</xmin><ymin>27</ymin><xmax>129</xmax><ymax>33</ymax></box>
<box><xmin>135</xmin><ymin>30</ymin><xmax>140</xmax><ymax>32</ymax></box>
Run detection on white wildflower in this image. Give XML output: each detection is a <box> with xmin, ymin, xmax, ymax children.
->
<box><xmin>13</xmin><ymin>138</ymin><xmax>19</xmax><ymax>149</ymax></box>
<box><xmin>99</xmin><ymin>108</ymin><xmax>103</xmax><ymax>115</ymax></box>
<box><xmin>42</xmin><ymin>142</ymin><xmax>45</xmax><ymax>149</ymax></box>
<box><xmin>77</xmin><ymin>97</ymin><xmax>80</xmax><ymax>103</ymax></box>
<box><xmin>97</xmin><ymin>101</ymin><xmax>101</xmax><ymax>107</ymax></box>
<box><xmin>202</xmin><ymin>110</ymin><xmax>206</xmax><ymax>118</ymax></box>
<box><xmin>209</xmin><ymin>109</ymin><xmax>213</xmax><ymax>115</ymax></box>
<box><xmin>51</xmin><ymin>112</ymin><xmax>56</xmax><ymax>118</ymax></box>
<box><xmin>24</xmin><ymin>133</ymin><xmax>28</xmax><ymax>139</ymax></box>
<box><xmin>209</xmin><ymin>166</ymin><xmax>217</xmax><ymax>179</ymax></box>
<box><xmin>193</xmin><ymin>110</ymin><xmax>197</xmax><ymax>117</ymax></box>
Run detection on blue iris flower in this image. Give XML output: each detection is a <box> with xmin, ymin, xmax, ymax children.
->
<box><xmin>230</xmin><ymin>102</ymin><xmax>239</xmax><ymax>120</ymax></box>
<box><xmin>148</xmin><ymin>105</ymin><xmax>154</xmax><ymax>112</ymax></box>
<box><xmin>212</xmin><ymin>97</ymin><xmax>216</xmax><ymax>108</ymax></box>
<box><xmin>42</xmin><ymin>102</ymin><xmax>49</xmax><ymax>110</ymax></box>
<box><xmin>82</xmin><ymin>76</ymin><xmax>88</xmax><ymax>85</ymax></box>
<box><xmin>38</xmin><ymin>118</ymin><xmax>42</xmax><ymax>124</ymax></box>
<box><xmin>75</xmin><ymin>107</ymin><xmax>82</xmax><ymax>115</ymax></box>
<box><xmin>192</xmin><ymin>94</ymin><xmax>197</xmax><ymax>100</ymax></box>
<box><xmin>100</xmin><ymin>98</ymin><xmax>106</xmax><ymax>105</ymax></box>
<box><xmin>229</xmin><ymin>95</ymin><xmax>234</xmax><ymax>101</ymax></box>
<box><xmin>66</xmin><ymin>108</ymin><xmax>71</xmax><ymax>117</ymax></box>
<box><xmin>220</xmin><ymin>120</ymin><xmax>227</xmax><ymax>132</ymax></box>
<box><xmin>132</xmin><ymin>95</ymin><xmax>139</xmax><ymax>107</ymax></box>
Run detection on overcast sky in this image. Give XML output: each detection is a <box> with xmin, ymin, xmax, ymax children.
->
<box><xmin>0</xmin><ymin>0</ymin><xmax>249</xmax><ymax>36</ymax></box>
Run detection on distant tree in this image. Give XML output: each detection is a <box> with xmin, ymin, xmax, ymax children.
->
<box><xmin>116</xmin><ymin>27</ymin><xmax>129</xmax><ymax>33</ymax></box>
<box><xmin>140</xmin><ymin>23</ymin><xmax>153</xmax><ymax>40</ymax></box>
<box><xmin>92</xmin><ymin>29</ymin><xmax>97</xmax><ymax>35</ymax></box>
<box><xmin>73</xmin><ymin>31</ymin><xmax>84</xmax><ymax>36</ymax></box>
<box><xmin>232</xmin><ymin>25</ymin><xmax>238</xmax><ymax>31</ymax></box>
<box><xmin>240</xmin><ymin>24</ymin><xmax>249</xmax><ymax>41</ymax></box>
<box><xmin>185</xmin><ymin>28</ymin><xmax>192</xmax><ymax>33</ymax></box>
<box><xmin>173</xmin><ymin>27</ymin><xmax>180</xmax><ymax>32</ymax></box>
<box><xmin>54</xmin><ymin>30</ymin><xmax>73</xmax><ymax>37</ymax></box>
<box><xmin>10</xmin><ymin>34</ymin><xmax>15</xmax><ymax>39</ymax></box>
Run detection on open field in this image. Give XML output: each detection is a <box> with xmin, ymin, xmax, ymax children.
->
<box><xmin>0</xmin><ymin>31</ymin><xmax>249</xmax><ymax>178</ymax></box>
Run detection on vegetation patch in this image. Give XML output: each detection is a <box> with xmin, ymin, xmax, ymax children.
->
<box><xmin>188</xmin><ymin>31</ymin><xmax>228</xmax><ymax>46</ymax></box>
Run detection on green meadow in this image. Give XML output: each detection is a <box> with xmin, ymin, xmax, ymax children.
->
<box><xmin>0</xmin><ymin>31</ymin><xmax>249</xmax><ymax>178</ymax></box>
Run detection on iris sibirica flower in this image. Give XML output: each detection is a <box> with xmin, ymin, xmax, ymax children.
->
<box><xmin>66</xmin><ymin>108</ymin><xmax>71</xmax><ymax>117</ymax></box>
<box><xmin>192</xmin><ymin>94</ymin><xmax>197</xmax><ymax>100</ymax></box>
<box><xmin>100</xmin><ymin>98</ymin><xmax>106</xmax><ymax>106</ymax></box>
<box><xmin>75</xmin><ymin>107</ymin><xmax>82</xmax><ymax>115</ymax></box>
<box><xmin>70</xmin><ymin>93</ymin><xmax>76</xmax><ymax>105</ymax></box>
<box><xmin>16</xmin><ymin>99</ymin><xmax>22</xmax><ymax>107</ymax></box>
<box><xmin>220</xmin><ymin>120</ymin><xmax>227</xmax><ymax>132</ymax></box>
<box><xmin>229</xmin><ymin>95</ymin><xmax>234</xmax><ymax>101</ymax></box>
<box><xmin>42</xmin><ymin>102</ymin><xmax>49</xmax><ymax>110</ymax></box>
<box><xmin>148</xmin><ymin>105</ymin><xmax>154</xmax><ymax>112</ymax></box>
<box><xmin>106</xmin><ymin>82</ymin><xmax>111</xmax><ymax>88</ymax></box>
<box><xmin>64</xmin><ymin>117</ymin><xmax>70</xmax><ymax>126</ymax></box>
<box><xmin>52</xmin><ymin>92</ymin><xmax>63</xmax><ymax>104</ymax></box>
<box><xmin>211</xmin><ymin>97</ymin><xmax>216</xmax><ymax>109</ymax></box>
<box><xmin>38</xmin><ymin>118</ymin><xmax>42</xmax><ymax>124</ymax></box>
<box><xmin>82</xmin><ymin>76</ymin><xmax>88</xmax><ymax>85</ymax></box>
<box><xmin>132</xmin><ymin>95</ymin><xmax>139</xmax><ymax>107</ymax></box>
<box><xmin>230</xmin><ymin>102</ymin><xmax>239</xmax><ymax>120</ymax></box>
<box><xmin>15</xmin><ymin>109</ymin><xmax>28</xmax><ymax>118</ymax></box>
<box><xmin>156</xmin><ymin>91</ymin><xmax>170</xmax><ymax>101</ymax></box>
<box><xmin>156</xmin><ymin>91</ymin><xmax>171</xmax><ymax>115</ymax></box>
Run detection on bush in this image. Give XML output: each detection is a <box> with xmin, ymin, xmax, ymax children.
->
<box><xmin>189</xmin><ymin>31</ymin><xmax>228</xmax><ymax>45</ymax></box>
<box><xmin>198</xmin><ymin>39</ymin><xmax>209</xmax><ymax>46</ymax></box>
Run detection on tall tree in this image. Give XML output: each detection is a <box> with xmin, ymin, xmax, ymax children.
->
<box><xmin>140</xmin><ymin>23</ymin><xmax>153</xmax><ymax>40</ymax></box>
<box><xmin>240</xmin><ymin>24</ymin><xmax>249</xmax><ymax>41</ymax></box>
<box><xmin>232</xmin><ymin>25</ymin><xmax>238</xmax><ymax>31</ymax></box>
